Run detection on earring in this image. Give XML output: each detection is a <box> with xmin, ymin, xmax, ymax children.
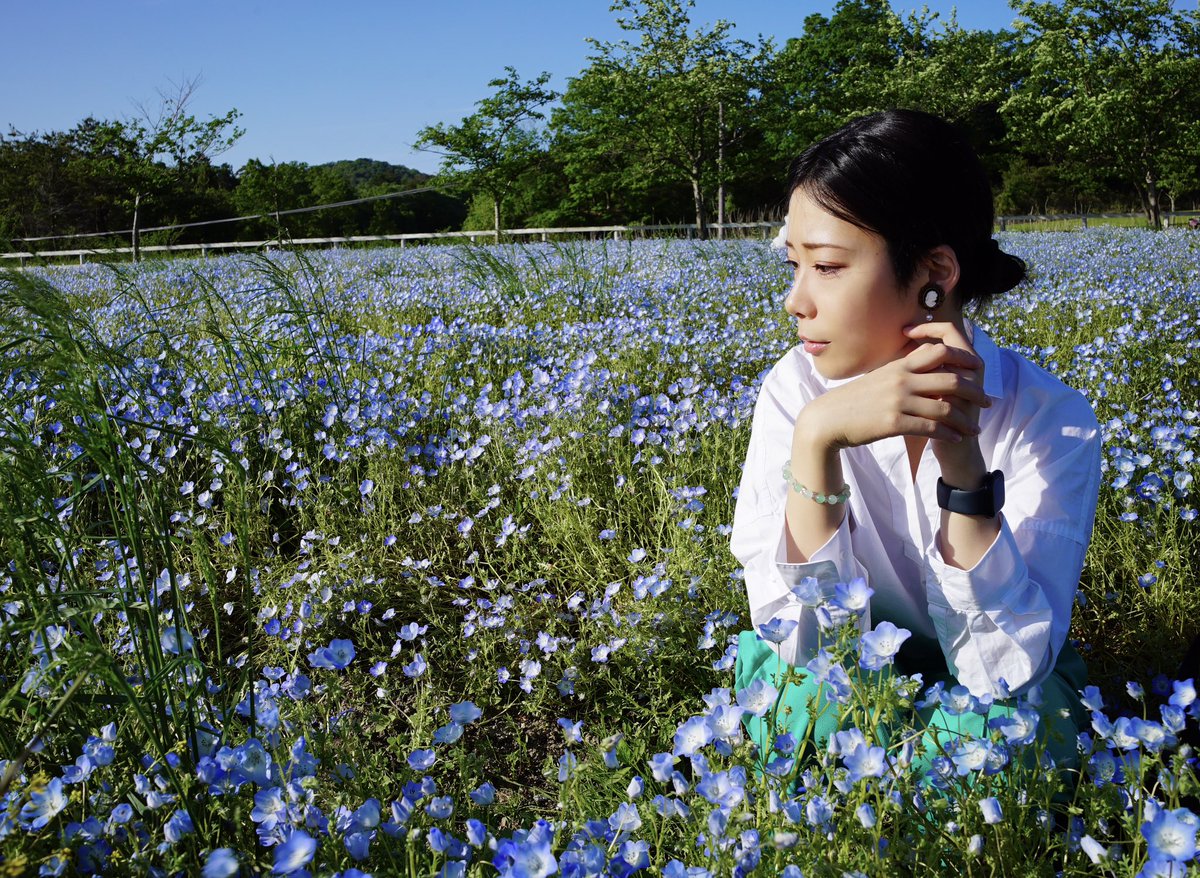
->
<box><xmin>920</xmin><ymin>283</ymin><xmax>944</xmax><ymax>321</ymax></box>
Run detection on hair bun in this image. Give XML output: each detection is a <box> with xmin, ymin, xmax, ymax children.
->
<box><xmin>980</xmin><ymin>239</ymin><xmax>1026</xmax><ymax>298</ymax></box>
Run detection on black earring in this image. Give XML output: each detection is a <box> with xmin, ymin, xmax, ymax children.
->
<box><xmin>920</xmin><ymin>283</ymin><xmax>944</xmax><ymax>321</ymax></box>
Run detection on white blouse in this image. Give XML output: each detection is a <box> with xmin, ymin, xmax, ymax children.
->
<box><xmin>730</xmin><ymin>323</ymin><xmax>1102</xmax><ymax>699</ymax></box>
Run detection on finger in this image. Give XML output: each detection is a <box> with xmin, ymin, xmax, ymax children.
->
<box><xmin>902</xmin><ymin>396</ymin><xmax>982</xmax><ymax>437</ymax></box>
<box><xmin>903</xmin><ymin>321</ymin><xmax>975</xmax><ymax>351</ymax></box>
<box><xmin>903</xmin><ymin>341</ymin><xmax>983</xmax><ymax>374</ymax></box>
<box><xmin>891</xmin><ymin>413</ymin><xmax>972</xmax><ymax>444</ymax></box>
<box><xmin>904</xmin><ymin>369</ymin><xmax>991</xmax><ymax>408</ymax></box>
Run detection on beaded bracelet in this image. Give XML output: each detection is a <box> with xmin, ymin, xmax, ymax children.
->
<box><xmin>781</xmin><ymin>460</ymin><xmax>851</xmax><ymax>505</ymax></box>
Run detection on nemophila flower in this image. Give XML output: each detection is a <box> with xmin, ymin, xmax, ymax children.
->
<box><xmin>939</xmin><ymin>685</ymin><xmax>978</xmax><ymax>716</ymax></box>
<box><xmin>160</xmin><ymin>625</ymin><xmax>195</xmax><ymax>655</ymax></box>
<box><xmin>203</xmin><ymin>848</ymin><xmax>240</xmax><ymax>878</ymax></box>
<box><xmin>1170</xmin><ymin>679</ymin><xmax>1196</xmax><ymax>709</ymax></box>
<box><xmin>674</xmin><ymin>716</ymin><xmax>713</xmax><ymax>758</ymax></box>
<box><xmin>805</xmin><ymin>651</ymin><xmax>852</xmax><ymax>703</ymax></box>
<box><xmin>757</xmin><ymin>618</ymin><xmax>797</xmax><ymax>644</ymax></box>
<box><xmin>1142</xmin><ymin>807</ymin><xmax>1198</xmax><ymax>861</ymax></box>
<box><xmin>856</xmin><ymin>803</ymin><xmax>877</xmax><ymax>829</ymax></box>
<box><xmin>164</xmin><ymin>808</ymin><xmax>195</xmax><ymax>844</ymax></box>
<box><xmin>608</xmin><ymin>801</ymin><xmax>643</xmax><ymax>837</ymax></box>
<box><xmin>805</xmin><ymin>795</ymin><xmax>833</xmax><ymax>828</ymax></box>
<box><xmin>626</xmin><ymin>776</ymin><xmax>645</xmax><ymax>800</ymax></box>
<box><xmin>599</xmin><ymin>529</ymin><xmax>616</xmax><ymax>540</ymax></box>
<box><xmin>858</xmin><ymin>621</ymin><xmax>911</xmax><ymax>671</ymax></box>
<box><xmin>408</xmin><ymin>749</ymin><xmax>436</xmax><ymax>771</ymax></box>
<box><xmin>252</xmin><ymin>786</ymin><xmax>287</xmax><ymax>832</ymax></box>
<box><xmin>557</xmin><ymin>718</ymin><xmax>583</xmax><ymax>744</ymax></box>
<box><xmin>273</xmin><ymin>828</ymin><xmax>317</xmax><ymax>875</ymax></box>
<box><xmin>843</xmin><ymin>743</ymin><xmax>889</xmax><ymax>782</ymax></box>
<box><xmin>706</xmin><ymin>704</ymin><xmax>745</xmax><ymax>741</ymax></box>
<box><xmin>308</xmin><ymin>638</ymin><xmax>355</xmax><ymax>670</ymax></box>
<box><xmin>1080</xmin><ymin>835</ymin><xmax>1108</xmax><ymax>864</ymax></box>
<box><xmin>1080</xmin><ymin>685</ymin><xmax>1105</xmax><ymax>711</ymax></box>
<box><xmin>967</xmin><ymin>834</ymin><xmax>985</xmax><ymax>857</ymax></box>
<box><xmin>696</xmin><ymin>769</ymin><xmax>746</xmax><ymax>811</ymax></box>
<box><xmin>493</xmin><ymin>832</ymin><xmax>557</xmax><ymax>878</ymax></box>
<box><xmin>989</xmin><ymin>708</ymin><xmax>1039</xmax><ymax>747</ymax></box>
<box><xmin>19</xmin><ymin>777</ymin><xmax>68</xmax><ymax>830</ymax></box>
<box><xmin>833</xmin><ymin>578</ymin><xmax>873</xmax><ymax>613</ymax></box>
<box><xmin>952</xmin><ymin>739</ymin><xmax>991</xmax><ymax>776</ymax></box>
<box><xmin>426</xmin><ymin>796</ymin><xmax>454</xmax><ymax>820</ymax></box>
<box><xmin>736</xmin><ymin>678</ymin><xmax>778</xmax><ymax>717</ymax></box>
<box><xmin>449</xmin><ymin>701</ymin><xmax>482</xmax><ymax>724</ymax></box>
<box><xmin>403</xmin><ymin>654</ymin><xmax>427</xmax><ymax>678</ymax></box>
<box><xmin>234</xmin><ymin>739</ymin><xmax>273</xmax><ymax>787</ymax></box>
<box><xmin>558</xmin><ymin>752</ymin><xmax>577</xmax><ymax>782</ymax></box>
<box><xmin>649</xmin><ymin>752</ymin><xmax>676</xmax><ymax>783</ymax></box>
<box><xmin>469</xmin><ymin>782</ymin><xmax>495</xmax><ymax>806</ymax></box>
<box><xmin>433</xmin><ymin>722</ymin><xmax>463</xmax><ymax>745</ymax></box>
<box><xmin>787</xmin><ymin>575</ymin><xmax>823</xmax><ymax>608</ymax></box>
<box><xmin>978</xmin><ymin>797</ymin><xmax>1004</xmax><ymax>825</ymax></box>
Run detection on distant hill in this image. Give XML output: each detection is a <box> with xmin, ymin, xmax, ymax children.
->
<box><xmin>316</xmin><ymin>159</ymin><xmax>431</xmax><ymax>190</ymax></box>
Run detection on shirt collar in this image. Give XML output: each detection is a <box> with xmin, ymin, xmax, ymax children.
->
<box><xmin>965</xmin><ymin>318</ymin><xmax>1005</xmax><ymax>401</ymax></box>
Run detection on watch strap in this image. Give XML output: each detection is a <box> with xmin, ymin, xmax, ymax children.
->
<box><xmin>937</xmin><ymin>470</ymin><xmax>1005</xmax><ymax>518</ymax></box>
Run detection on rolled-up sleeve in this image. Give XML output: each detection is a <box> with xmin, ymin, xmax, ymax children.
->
<box><xmin>730</xmin><ymin>361</ymin><xmax>869</xmax><ymax>667</ymax></box>
<box><xmin>923</xmin><ymin>392</ymin><xmax>1101</xmax><ymax>698</ymax></box>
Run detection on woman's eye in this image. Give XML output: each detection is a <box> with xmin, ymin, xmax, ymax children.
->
<box><xmin>814</xmin><ymin>263</ymin><xmax>840</xmax><ymax>276</ymax></box>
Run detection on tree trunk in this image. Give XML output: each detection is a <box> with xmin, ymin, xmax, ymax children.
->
<box><xmin>1145</xmin><ymin>169</ymin><xmax>1162</xmax><ymax>230</ymax></box>
<box><xmin>132</xmin><ymin>192</ymin><xmax>142</xmax><ymax>263</ymax></box>
<box><xmin>717</xmin><ymin>101</ymin><xmax>726</xmax><ymax>241</ymax></box>
<box><xmin>692</xmin><ymin>176</ymin><xmax>708</xmax><ymax>240</ymax></box>
<box><xmin>493</xmin><ymin>196</ymin><xmax>501</xmax><ymax>246</ymax></box>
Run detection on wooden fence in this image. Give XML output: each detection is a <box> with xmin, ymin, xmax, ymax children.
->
<box><xmin>3</xmin><ymin>213</ymin><xmax>1198</xmax><ymax>268</ymax></box>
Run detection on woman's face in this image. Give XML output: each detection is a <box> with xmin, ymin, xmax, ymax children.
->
<box><xmin>782</xmin><ymin>188</ymin><xmax>933</xmax><ymax>380</ymax></box>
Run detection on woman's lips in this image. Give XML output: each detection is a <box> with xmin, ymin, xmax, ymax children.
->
<box><xmin>801</xmin><ymin>338</ymin><xmax>830</xmax><ymax>355</ymax></box>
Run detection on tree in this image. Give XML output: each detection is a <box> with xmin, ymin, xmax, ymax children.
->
<box><xmin>1003</xmin><ymin>0</ymin><xmax>1200</xmax><ymax>228</ymax></box>
<box><xmin>415</xmin><ymin>67</ymin><xmax>556</xmax><ymax>242</ymax></box>
<box><xmin>554</xmin><ymin>0</ymin><xmax>770</xmax><ymax>238</ymax></box>
<box><xmin>761</xmin><ymin>0</ymin><xmax>903</xmax><ymax>162</ymax></box>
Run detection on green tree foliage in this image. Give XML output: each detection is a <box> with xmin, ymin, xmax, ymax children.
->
<box><xmin>1003</xmin><ymin>0</ymin><xmax>1200</xmax><ymax>227</ymax></box>
<box><xmin>415</xmin><ymin>67</ymin><xmax>557</xmax><ymax>242</ymax></box>
<box><xmin>554</xmin><ymin>0</ymin><xmax>771</xmax><ymax>238</ymax></box>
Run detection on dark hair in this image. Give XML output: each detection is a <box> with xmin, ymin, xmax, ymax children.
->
<box><xmin>787</xmin><ymin>109</ymin><xmax>1025</xmax><ymax>310</ymax></box>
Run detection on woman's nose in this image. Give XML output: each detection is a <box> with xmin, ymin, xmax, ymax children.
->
<box><xmin>784</xmin><ymin>273</ymin><xmax>809</xmax><ymax>318</ymax></box>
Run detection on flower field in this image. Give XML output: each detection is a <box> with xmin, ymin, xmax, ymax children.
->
<box><xmin>1</xmin><ymin>231</ymin><xmax>1199</xmax><ymax>876</ymax></box>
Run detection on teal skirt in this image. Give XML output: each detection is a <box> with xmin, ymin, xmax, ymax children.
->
<box><xmin>733</xmin><ymin>628</ymin><xmax>1088</xmax><ymax>776</ymax></box>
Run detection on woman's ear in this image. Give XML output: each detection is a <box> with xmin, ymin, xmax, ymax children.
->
<box><xmin>923</xmin><ymin>245</ymin><xmax>961</xmax><ymax>297</ymax></box>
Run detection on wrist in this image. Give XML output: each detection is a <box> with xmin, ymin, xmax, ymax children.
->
<box><xmin>935</xmin><ymin>442</ymin><xmax>986</xmax><ymax>490</ymax></box>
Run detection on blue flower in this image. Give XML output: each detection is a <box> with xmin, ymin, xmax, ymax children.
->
<box><xmin>273</xmin><ymin>829</ymin><xmax>317</xmax><ymax>875</ymax></box>
<box><xmin>1142</xmin><ymin>807</ymin><xmax>1198</xmax><ymax>862</ymax></box>
<box><xmin>843</xmin><ymin>743</ymin><xmax>889</xmax><ymax>782</ymax></box>
<box><xmin>978</xmin><ymin>797</ymin><xmax>1004</xmax><ymax>825</ymax></box>
<box><xmin>19</xmin><ymin>777</ymin><xmax>68</xmax><ymax>830</ymax></box>
<box><xmin>858</xmin><ymin>621</ymin><xmax>911</xmax><ymax>671</ymax></box>
<box><xmin>833</xmin><ymin>578</ymin><xmax>873</xmax><ymax>613</ymax></box>
<box><xmin>407</xmin><ymin>749</ymin><xmax>436</xmax><ymax>771</ymax></box>
<box><xmin>469</xmin><ymin>782</ymin><xmax>496</xmax><ymax>806</ymax></box>
<box><xmin>673</xmin><ymin>716</ymin><xmax>713</xmax><ymax>758</ymax></box>
<box><xmin>449</xmin><ymin>701</ymin><xmax>482</xmax><ymax>724</ymax></box>
<box><xmin>756</xmin><ymin>618</ymin><xmax>798</xmax><ymax>644</ymax></box>
<box><xmin>609</xmin><ymin>801</ymin><xmax>642</xmax><ymax>835</ymax></box>
<box><xmin>203</xmin><ymin>848</ymin><xmax>240</xmax><ymax>878</ymax></box>
<box><xmin>308</xmin><ymin>638</ymin><xmax>356</xmax><ymax>670</ymax></box>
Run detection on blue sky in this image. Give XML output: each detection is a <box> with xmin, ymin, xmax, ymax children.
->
<box><xmin>2</xmin><ymin>1</ymin><xmax>1022</xmax><ymax>175</ymax></box>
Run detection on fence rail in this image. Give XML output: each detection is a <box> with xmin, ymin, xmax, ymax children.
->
<box><xmin>3</xmin><ymin>213</ymin><xmax>1198</xmax><ymax>267</ymax></box>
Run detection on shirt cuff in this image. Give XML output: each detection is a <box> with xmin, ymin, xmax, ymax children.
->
<box><xmin>924</xmin><ymin>514</ymin><xmax>1028</xmax><ymax>612</ymax></box>
<box><xmin>774</xmin><ymin>510</ymin><xmax>857</xmax><ymax>594</ymax></box>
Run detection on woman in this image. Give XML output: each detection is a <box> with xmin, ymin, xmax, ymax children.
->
<box><xmin>731</xmin><ymin>109</ymin><xmax>1101</xmax><ymax>770</ymax></box>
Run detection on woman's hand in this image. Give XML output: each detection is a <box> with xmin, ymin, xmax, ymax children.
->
<box><xmin>795</xmin><ymin>322</ymin><xmax>990</xmax><ymax>454</ymax></box>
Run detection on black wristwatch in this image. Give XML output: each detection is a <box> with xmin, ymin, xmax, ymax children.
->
<box><xmin>937</xmin><ymin>470</ymin><xmax>1005</xmax><ymax>518</ymax></box>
